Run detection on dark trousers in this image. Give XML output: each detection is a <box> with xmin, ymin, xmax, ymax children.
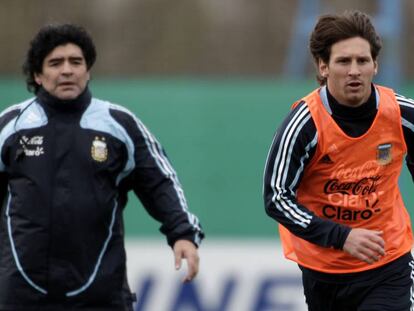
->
<box><xmin>301</xmin><ymin>253</ymin><xmax>414</xmax><ymax>311</ymax></box>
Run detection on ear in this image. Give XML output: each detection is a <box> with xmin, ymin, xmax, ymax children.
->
<box><xmin>318</xmin><ymin>59</ymin><xmax>329</xmax><ymax>78</ymax></box>
<box><xmin>373</xmin><ymin>59</ymin><xmax>378</xmax><ymax>75</ymax></box>
<box><xmin>34</xmin><ymin>73</ymin><xmax>42</xmax><ymax>85</ymax></box>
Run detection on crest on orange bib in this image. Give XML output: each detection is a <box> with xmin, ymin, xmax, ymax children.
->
<box><xmin>376</xmin><ymin>143</ymin><xmax>392</xmax><ymax>165</ymax></box>
<box><xmin>91</xmin><ymin>136</ymin><xmax>108</xmax><ymax>162</ymax></box>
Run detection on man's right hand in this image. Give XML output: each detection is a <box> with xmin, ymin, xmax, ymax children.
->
<box><xmin>342</xmin><ymin>228</ymin><xmax>385</xmax><ymax>264</ymax></box>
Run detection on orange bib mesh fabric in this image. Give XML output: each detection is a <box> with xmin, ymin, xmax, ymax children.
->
<box><xmin>279</xmin><ymin>85</ymin><xmax>413</xmax><ymax>273</ymax></box>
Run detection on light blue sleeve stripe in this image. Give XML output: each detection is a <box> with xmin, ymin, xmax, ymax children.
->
<box><xmin>118</xmin><ymin>107</ymin><xmax>203</xmax><ymax>233</ymax></box>
<box><xmin>402</xmin><ymin>117</ymin><xmax>414</xmax><ymax>133</ymax></box>
<box><xmin>106</xmin><ymin>101</ymin><xmax>202</xmax><ymax>234</ymax></box>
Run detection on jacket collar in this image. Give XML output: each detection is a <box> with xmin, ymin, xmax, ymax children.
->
<box><xmin>36</xmin><ymin>87</ymin><xmax>92</xmax><ymax>113</ymax></box>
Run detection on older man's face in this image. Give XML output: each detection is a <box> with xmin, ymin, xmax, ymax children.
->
<box><xmin>35</xmin><ymin>43</ymin><xmax>90</xmax><ymax>100</ymax></box>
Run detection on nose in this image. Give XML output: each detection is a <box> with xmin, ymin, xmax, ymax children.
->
<box><xmin>61</xmin><ymin>61</ymin><xmax>73</xmax><ymax>75</ymax></box>
<box><xmin>348</xmin><ymin>60</ymin><xmax>361</xmax><ymax>76</ymax></box>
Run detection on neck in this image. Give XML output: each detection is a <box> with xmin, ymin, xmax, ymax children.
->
<box><xmin>326</xmin><ymin>84</ymin><xmax>375</xmax><ymax>108</ymax></box>
<box><xmin>326</xmin><ymin>84</ymin><xmax>376</xmax><ymax>119</ymax></box>
<box><xmin>36</xmin><ymin>87</ymin><xmax>92</xmax><ymax>112</ymax></box>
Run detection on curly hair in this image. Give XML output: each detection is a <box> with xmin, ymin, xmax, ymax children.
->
<box><xmin>309</xmin><ymin>11</ymin><xmax>382</xmax><ymax>86</ymax></box>
<box><xmin>23</xmin><ymin>23</ymin><xmax>97</xmax><ymax>94</ymax></box>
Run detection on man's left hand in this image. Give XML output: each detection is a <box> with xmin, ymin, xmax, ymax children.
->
<box><xmin>173</xmin><ymin>239</ymin><xmax>200</xmax><ymax>282</ymax></box>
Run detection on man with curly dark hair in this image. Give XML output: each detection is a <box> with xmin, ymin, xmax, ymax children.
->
<box><xmin>0</xmin><ymin>23</ymin><xmax>204</xmax><ymax>310</ymax></box>
<box><xmin>23</xmin><ymin>23</ymin><xmax>97</xmax><ymax>96</ymax></box>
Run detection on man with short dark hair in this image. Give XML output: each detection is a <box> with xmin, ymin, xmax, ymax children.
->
<box><xmin>0</xmin><ymin>23</ymin><xmax>204</xmax><ymax>310</ymax></box>
<box><xmin>264</xmin><ymin>11</ymin><xmax>414</xmax><ymax>310</ymax></box>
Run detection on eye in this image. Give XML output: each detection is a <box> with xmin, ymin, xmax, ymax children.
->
<box><xmin>358</xmin><ymin>58</ymin><xmax>370</xmax><ymax>64</ymax></box>
<box><xmin>336</xmin><ymin>58</ymin><xmax>349</xmax><ymax>64</ymax></box>
<box><xmin>70</xmin><ymin>58</ymin><xmax>84</xmax><ymax>66</ymax></box>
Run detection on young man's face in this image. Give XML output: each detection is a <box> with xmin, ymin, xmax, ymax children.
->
<box><xmin>319</xmin><ymin>36</ymin><xmax>378</xmax><ymax>107</ymax></box>
<box><xmin>35</xmin><ymin>43</ymin><xmax>90</xmax><ymax>100</ymax></box>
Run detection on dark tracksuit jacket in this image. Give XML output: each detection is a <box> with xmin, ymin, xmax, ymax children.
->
<box><xmin>0</xmin><ymin>88</ymin><xmax>204</xmax><ymax>310</ymax></box>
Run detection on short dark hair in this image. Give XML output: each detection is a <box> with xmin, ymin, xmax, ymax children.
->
<box><xmin>309</xmin><ymin>11</ymin><xmax>382</xmax><ymax>85</ymax></box>
<box><xmin>23</xmin><ymin>23</ymin><xmax>97</xmax><ymax>94</ymax></box>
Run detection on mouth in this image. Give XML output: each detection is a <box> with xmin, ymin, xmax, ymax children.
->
<box><xmin>347</xmin><ymin>81</ymin><xmax>363</xmax><ymax>90</ymax></box>
<box><xmin>57</xmin><ymin>82</ymin><xmax>76</xmax><ymax>89</ymax></box>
